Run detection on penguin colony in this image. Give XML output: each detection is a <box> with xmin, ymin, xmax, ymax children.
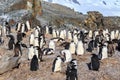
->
<box><xmin>0</xmin><ymin>20</ymin><xmax>120</xmax><ymax>80</ymax></box>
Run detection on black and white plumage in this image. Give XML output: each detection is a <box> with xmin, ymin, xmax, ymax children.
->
<box><xmin>98</xmin><ymin>43</ymin><xmax>108</xmax><ymax>60</ymax></box>
<box><xmin>87</xmin><ymin>40</ymin><xmax>94</xmax><ymax>52</ymax></box>
<box><xmin>34</xmin><ymin>46</ymin><xmax>43</xmax><ymax>61</ymax></box>
<box><xmin>26</xmin><ymin>20</ymin><xmax>31</xmax><ymax>31</ymax></box>
<box><xmin>66</xmin><ymin>59</ymin><xmax>78</xmax><ymax>80</ymax></box>
<box><xmin>87</xmin><ymin>54</ymin><xmax>100</xmax><ymax>71</ymax></box>
<box><xmin>43</xmin><ymin>48</ymin><xmax>54</xmax><ymax>55</ymax></box>
<box><xmin>52</xmin><ymin>56</ymin><xmax>63</xmax><ymax>72</ymax></box>
<box><xmin>61</xmin><ymin>49</ymin><xmax>72</xmax><ymax>63</ymax></box>
<box><xmin>16</xmin><ymin>22</ymin><xmax>21</xmax><ymax>31</ymax></box>
<box><xmin>30</xmin><ymin>55</ymin><xmax>39</xmax><ymax>71</ymax></box>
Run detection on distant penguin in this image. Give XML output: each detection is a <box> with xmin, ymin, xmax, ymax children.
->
<box><xmin>69</xmin><ymin>41</ymin><xmax>76</xmax><ymax>54</ymax></box>
<box><xmin>49</xmin><ymin>40</ymin><xmax>55</xmax><ymax>50</ymax></box>
<box><xmin>87</xmin><ymin>40</ymin><xmax>94</xmax><ymax>52</ymax></box>
<box><xmin>67</xmin><ymin>31</ymin><xmax>72</xmax><ymax>41</ymax></box>
<box><xmin>52</xmin><ymin>56</ymin><xmax>63</xmax><ymax>72</ymax></box>
<box><xmin>94</xmin><ymin>30</ymin><xmax>99</xmax><ymax>37</ymax></box>
<box><xmin>29</xmin><ymin>32</ymin><xmax>34</xmax><ymax>46</ymax></box>
<box><xmin>98</xmin><ymin>43</ymin><xmax>108</xmax><ymax>60</ymax></box>
<box><xmin>21</xmin><ymin>23</ymin><xmax>26</xmax><ymax>33</ymax></box>
<box><xmin>28</xmin><ymin>45</ymin><xmax>34</xmax><ymax>60</ymax></box>
<box><xmin>63</xmin><ymin>29</ymin><xmax>67</xmax><ymax>39</ymax></box>
<box><xmin>87</xmin><ymin>54</ymin><xmax>100</xmax><ymax>71</ymax></box>
<box><xmin>34</xmin><ymin>28</ymin><xmax>39</xmax><ymax>38</ymax></box>
<box><xmin>76</xmin><ymin>41</ymin><xmax>84</xmax><ymax>55</ymax></box>
<box><xmin>60</xmin><ymin>30</ymin><xmax>65</xmax><ymax>39</ymax></box>
<box><xmin>39</xmin><ymin>36</ymin><xmax>46</xmax><ymax>48</ymax></box>
<box><xmin>43</xmin><ymin>48</ymin><xmax>54</xmax><ymax>55</ymax></box>
<box><xmin>45</xmin><ymin>25</ymin><xmax>49</xmax><ymax>34</ymax></box>
<box><xmin>88</xmin><ymin>30</ymin><xmax>93</xmax><ymax>38</ymax></box>
<box><xmin>107</xmin><ymin>41</ymin><xmax>114</xmax><ymax>57</ymax></box>
<box><xmin>7</xmin><ymin>35</ymin><xmax>15</xmax><ymax>50</ymax></box>
<box><xmin>73</xmin><ymin>34</ymin><xmax>78</xmax><ymax>44</ymax></box>
<box><xmin>110</xmin><ymin>31</ymin><xmax>115</xmax><ymax>40</ymax></box>
<box><xmin>26</xmin><ymin>20</ymin><xmax>31</xmax><ymax>31</ymax></box>
<box><xmin>16</xmin><ymin>22</ymin><xmax>21</xmax><ymax>31</ymax></box>
<box><xmin>52</xmin><ymin>29</ymin><xmax>57</xmax><ymax>38</ymax></box>
<box><xmin>115</xmin><ymin>30</ymin><xmax>119</xmax><ymax>39</ymax></box>
<box><xmin>66</xmin><ymin>59</ymin><xmax>78</xmax><ymax>80</ymax></box>
<box><xmin>5</xmin><ymin>22</ymin><xmax>11</xmax><ymax>35</ymax></box>
<box><xmin>49</xmin><ymin>26</ymin><xmax>53</xmax><ymax>34</ymax></box>
<box><xmin>30</xmin><ymin>55</ymin><xmax>39</xmax><ymax>71</ymax></box>
<box><xmin>61</xmin><ymin>49</ymin><xmax>72</xmax><ymax>63</ymax></box>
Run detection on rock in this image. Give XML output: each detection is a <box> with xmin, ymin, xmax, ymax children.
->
<box><xmin>0</xmin><ymin>56</ymin><xmax>20</xmax><ymax>74</ymax></box>
<box><xmin>84</xmin><ymin>11</ymin><xmax>104</xmax><ymax>29</ymax></box>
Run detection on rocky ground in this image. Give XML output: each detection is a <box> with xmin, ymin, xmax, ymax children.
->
<box><xmin>0</xmin><ymin>0</ymin><xmax>120</xmax><ymax>80</ymax></box>
<box><xmin>0</xmin><ymin>28</ymin><xmax>120</xmax><ymax>80</ymax></box>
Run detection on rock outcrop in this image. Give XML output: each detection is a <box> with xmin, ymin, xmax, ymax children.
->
<box><xmin>84</xmin><ymin>11</ymin><xmax>104</xmax><ymax>29</ymax></box>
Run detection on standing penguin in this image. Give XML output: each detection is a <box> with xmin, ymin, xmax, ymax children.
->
<box><xmin>98</xmin><ymin>43</ymin><xmax>108</xmax><ymax>60</ymax></box>
<box><xmin>69</xmin><ymin>41</ymin><xmax>76</xmax><ymax>54</ymax></box>
<box><xmin>87</xmin><ymin>40</ymin><xmax>94</xmax><ymax>52</ymax></box>
<box><xmin>61</xmin><ymin>49</ymin><xmax>72</xmax><ymax>63</ymax></box>
<box><xmin>7</xmin><ymin>34</ymin><xmax>15</xmax><ymax>50</ymax></box>
<box><xmin>76</xmin><ymin>41</ymin><xmax>84</xmax><ymax>55</ymax></box>
<box><xmin>67</xmin><ymin>31</ymin><xmax>72</xmax><ymax>41</ymax></box>
<box><xmin>66</xmin><ymin>59</ymin><xmax>78</xmax><ymax>80</ymax></box>
<box><xmin>16</xmin><ymin>22</ymin><xmax>21</xmax><ymax>31</ymax></box>
<box><xmin>87</xmin><ymin>54</ymin><xmax>100</xmax><ymax>71</ymax></box>
<box><xmin>30</xmin><ymin>55</ymin><xmax>39</xmax><ymax>71</ymax></box>
<box><xmin>52</xmin><ymin>56</ymin><xmax>63</xmax><ymax>72</ymax></box>
<box><xmin>52</xmin><ymin>29</ymin><xmax>57</xmax><ymax>38</ymax></box>
<box><xmin>26</xmin><ymin>20</ymin><xmax>31</xmax><ymax>31</ymax></box>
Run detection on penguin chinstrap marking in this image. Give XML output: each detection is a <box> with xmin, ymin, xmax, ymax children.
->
<box><xmin>61</xmin><ymin>49</ymin><xmax>72</xmax><ymax>63</ymax></box>
<box><xmin>30</xmin><ymin>55</ymin><xmax>39</xmax><ymax>71</ymax></box>
<box><xmin>66</xmin><ymin>59</ymin><xmax>78</xmax><ymax>80</ymax></box>
<box><xmin>52</xmin><ymin>56</ymin><xmax>64</xmax><ymax>72</ymax></box>
<box><xmin>98</xmin><ymin>43</ymin><xmax>108</xmax><ymax>60</ymax></box>
<box><xmin>87</xmin><ymin>54</ymin><xmax>100</xmax><ymax>71</ymax></box>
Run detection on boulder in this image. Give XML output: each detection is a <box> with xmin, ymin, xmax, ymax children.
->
<box><xmin>0</xmin><ymin>56</ymin><xmax>20</xmax><ymax>74</ymax></box>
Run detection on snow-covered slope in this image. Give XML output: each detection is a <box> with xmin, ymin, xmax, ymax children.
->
<box><xmin>43</xmin><ymin>0</ymin><xmax>120</xmax><ymax>16</ymax></box>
